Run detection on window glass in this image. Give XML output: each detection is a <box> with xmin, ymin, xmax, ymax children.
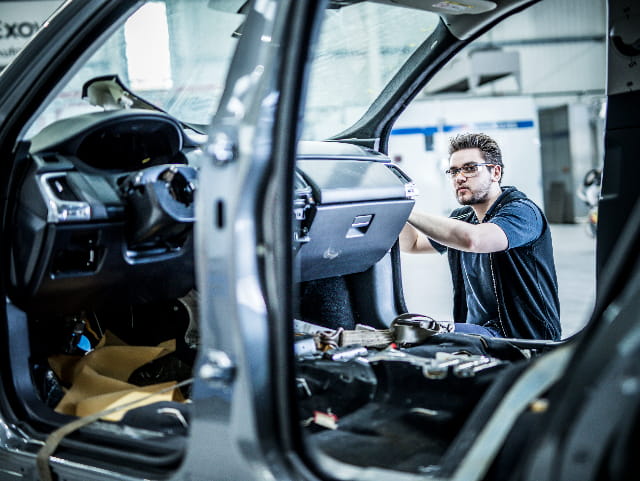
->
<box><xmin>301</xmin><ymin>3</ymin><xmax>439</xmax><ymax>140</ymax></box>
<box><xmin>28</xmin><ymin>1</ymin><xmax>440</xmax><ymax>142</ymax></box>
<box><xmin>27</xmin><ymin>0</ymin><xmax>242</xmax><ymax>137</ymax></box>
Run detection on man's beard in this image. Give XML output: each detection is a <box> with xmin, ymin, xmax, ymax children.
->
<box><xmin>457</xmin><ymin>186</ymin><xmax>490</xmax><ymax>205</ymax></box>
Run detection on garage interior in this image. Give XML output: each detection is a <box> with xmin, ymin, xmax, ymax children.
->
<box><xmin>1</xmin><ymin>0</ymin><xmax>606</xmax><ymax>338</ymax></box>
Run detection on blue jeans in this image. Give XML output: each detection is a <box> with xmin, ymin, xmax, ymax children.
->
<box><xmin>454</xmin><ymin>323</ymin><xmax>502</xmax><ymax>337</ymax></box>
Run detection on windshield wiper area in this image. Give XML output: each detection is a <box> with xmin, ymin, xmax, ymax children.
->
<box><xmin>82</xmin><ymin>75</ymin><xmax>206</xmax><ymax>139</ymax></box>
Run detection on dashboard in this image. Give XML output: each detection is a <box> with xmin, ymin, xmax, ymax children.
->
<box><xmin>9</xmin><ymin>109</ymin><xmax>416</xmax><ymax>316</ymax></box>
<box><xmin>10</xmin><ymin>110</ymin><xmax>199</xmax><ymax>314</ymax></box>
<box><xmin>29</xmin><ymin>109</ymin><xmax>193</xmax><ymax>170</ymax></box>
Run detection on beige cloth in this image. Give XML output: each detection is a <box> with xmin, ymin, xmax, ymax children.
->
<box><xmin>49</xmin><ymin>331</ymin><xmax>183</xmax><ymax>421</ymax></box>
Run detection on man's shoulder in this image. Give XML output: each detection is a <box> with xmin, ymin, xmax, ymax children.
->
<box><xmin>498</xmin><ymin>186</ymin><xmax>526</xmax><ymax>202</ymax></box>
<box><xmin>493</xmin><ymin>187</ymin><xmax>543</xmax><ymax>214</ymax></box>
<box><xmin>495</xmin><ymin>196</ymin><xmax>543</xmax><ymax>222</ymax></box>
<box><xmin>490</xmin><ymin>194</ymin><xmax>546</xmax><ymax>249</ymax></box>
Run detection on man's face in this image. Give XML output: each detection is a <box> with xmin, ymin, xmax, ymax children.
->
<box><xmin>448</xmin><ymin>148</ymin><xmax>498</xmax><ymax>206</ymax></box>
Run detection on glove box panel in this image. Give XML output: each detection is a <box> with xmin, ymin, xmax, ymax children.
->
<box><xmin>295</xmin><ymin>156</ymin><xmax>415</xmax><ymax>282</ymax></box>
<box><xmin>297</xmin><ymin>200</ymin><xmax>413</xmax><ymax>281</ymax></box>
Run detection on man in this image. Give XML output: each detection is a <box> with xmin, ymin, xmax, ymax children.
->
<box><xmin>399</xmin><ymin>133</ymin><xmax>561</xmax><ymax>340</ymax></box>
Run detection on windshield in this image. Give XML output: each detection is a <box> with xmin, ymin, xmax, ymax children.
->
<box><xmin>27</xmin><ymin>1</ymin><xmax>439</xmax><ymax>140</ymax></box>
<box><xmin>302</xmin><ymin>4</ymin><xmax>439</xmax><ymax>140</ymax></box>
<box><xmin>27</xmin><ymin>0</ymin><xmax>242</xmax><ymax>137</ymax></box>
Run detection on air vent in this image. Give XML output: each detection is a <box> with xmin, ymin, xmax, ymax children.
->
<box><xmin>46</xmin><ymin>175</ymin><xmax>79</xmax><ymax>202</ymax></box>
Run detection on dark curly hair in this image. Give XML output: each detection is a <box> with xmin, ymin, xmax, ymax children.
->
<box><xmin>449</xmin><ymin>133</ymin><xmax>504</xmax><ymax>182</ymax></box>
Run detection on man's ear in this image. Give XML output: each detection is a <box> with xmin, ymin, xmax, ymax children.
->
<box><xmin>492</xmin><ymin>164</ymin><xmax>502</xmax><ymax>183</ymax></box>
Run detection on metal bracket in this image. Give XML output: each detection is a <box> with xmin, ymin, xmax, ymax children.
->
<box><xmin>207</xmin><ymin>131</ymin><xmax>237</xmax><ymax>165</ymax></box>
<box><xmin>198</xmin><ymin>349</ymin><xmax>236</xmax><ymax>387</ymax></box>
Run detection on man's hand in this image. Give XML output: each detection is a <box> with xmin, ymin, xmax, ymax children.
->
<box><xmin>405</xmin><ymin>209</ymin><xmax>508</xmax><ymax>253</ymax></box>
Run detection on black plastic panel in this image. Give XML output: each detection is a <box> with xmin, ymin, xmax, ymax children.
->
<box><xmin>10</xmin><ymin>154</ymin><xmax>194</xmax><ymax>314</ymax></box>
<box><xmin>14</xmin><ymin>221</ymin><xmax>194</xmax><ymax>314</ymax></box>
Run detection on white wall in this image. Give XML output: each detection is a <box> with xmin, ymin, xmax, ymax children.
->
<box><xmin>388</xmin><ymin>96</ymin><xmax>544</xmax><ymax>216</ymax></box>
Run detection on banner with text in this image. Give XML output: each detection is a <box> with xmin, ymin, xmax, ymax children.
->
<box><xmin>0</xmin><ymin>1</ymin><xmax>62</xmax><ymax>69</ymax></box>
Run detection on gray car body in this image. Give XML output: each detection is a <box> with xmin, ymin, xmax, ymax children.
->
<box><xmin>0</xmin><ymin>0</ymin><xmax>639</xmax><ymax>480</ymax></box>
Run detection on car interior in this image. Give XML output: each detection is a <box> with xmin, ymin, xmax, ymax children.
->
<box><xmin>4</xmin><ymin>88</ymin><xmax>560</xmax><ymax>476</ymax></box>
<box><xmin>4</xmin><ymin>99</ymin><xmax>425</xmax><ymax>470</ymax></box>
<box><xmin>1</xmin><ymin>0</ymin><xmax>634</xmax><ymax>479</ymax></box>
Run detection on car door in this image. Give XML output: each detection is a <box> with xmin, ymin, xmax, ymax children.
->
<box><xmin>511</xmin><ymin>1</ymin><xmax>640</xmax><ymax>479</ymax></box>
<box><xmin>184</xmin><ymin>1</ymin><xmax>320</xmax><ymax>479</ymax></box>
<box><xmin>0</xmin><ymin>1</ymin><xmax>319</xmax><ymax>480</ymax></box>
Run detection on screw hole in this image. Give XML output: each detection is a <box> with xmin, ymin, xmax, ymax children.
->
<box><xmin>216</xmin><ymin>200</ymin><xmax>225</xmax><ymax>229</ymax></box>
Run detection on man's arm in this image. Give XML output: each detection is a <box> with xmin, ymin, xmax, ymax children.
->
<box><xmin>399</xmin><ymin>222</ymin><xmax>438</xmax><ymax>253</ymax></box>
<box><xmin>407</xmin><ymin>209</ymin><xmax>508</xmax><ymax>253</ymax></box>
